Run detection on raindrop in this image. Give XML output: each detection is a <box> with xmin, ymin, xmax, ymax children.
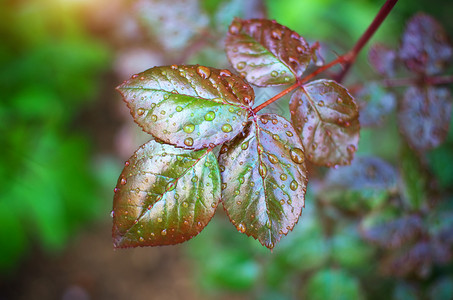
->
<box><xmin>204</xmin><ymin>111</ymin><xmax>216</xmax><ymax>121</ymax></box>
<box><xmin>161</xmin><ymin>229</ymin><xmax>167</xmax><ymax>236</ymax></box>
<box><xmin>257</xmin><ymin>144</ymin><xmax>264</xmax><ymax>154</ymax></box>
<box><xmin>280</xmin><ymin>173</ymin><xmax>287</xmax><ymax>181</ymax></box>
<box><xmin>182</xmin><ymin>201</ymin><xmax>189</xmax><ymax>208</ymax></box>
<box><xmin>237</xmin><ymin>223</ymin><xmax>246</xmax><ymax>233</ymax></box>
<box><xmin>110</xmin><ymin>210</ymin><xmax>114</xmax><ymax>217</ymax></box>
<box><xmin>157</xmin><ymin>217</ymin><xmax>163</xmax><ymax>223</ymax></box>
<box><xmin>191</xmin><ymin>176</ymin><xmax>198</xmax><ymax>183</ymax></box>
<box><xmin>219</xmin><ymin>165</ymin><xmax>225</xmax><ymax>172</ymax></box>
<box><xmin>196</xmin><ymin>66</ymin><xmax>211</xmax><ymax>79</ymax></box>
<box><xmin>268</xmin><ymin>154</ymin><xmax>278</xmax><ymax>164</ymax></box>
<box><xmin>288</xmin><ymin>56</ymin><xmax>298</xmax><ymax>64</ymax></box>
<box><xmin>183</xmin><ymin>123</ymin><xmax>195</xmax><ymax>133</ymax></box>
<box><xmin>286</xmin><ymin>131</ymin><xmax>293</xmax><ymax>137</ymax></box>
<box><xmin>120</xmin><ymin>178</ymin><xmax>127</xmax><ymax>185</ymax></box>
<box><xmin>272</xmin><ymin>134</ymin><xmax>280</xmax><ymax>140</ymax></box>
<box><xmin>290</xmin><ymin>148</ymin><xmax>304</xmax><ymax>164</ymax></box>
<box><xmin>220</xmin><ymin>69</ymin><xmax>232</xmax><ymax>77</ymax></box>
<box><xmin>176</xmin><ymin>106</ymin><xmax>183</xmax><ymax>112</ymax></box>
<box><xmin>137</xmin><ymin>108</ymin><xmax>145</xmax><ymax>116</ymax></box>
<box><xmin>220</xmin><ymin>145</ymin><xmax>229</xmax><ymax>154</ymax></box>
<box><xmin>272</xmin><ymin>119</ymin><xmax>278</xmax><ymax>125</ymax></box>
<box><xmin>296</xmin><ymin>46</ymin><xmax>306</xmax><ymax>53</ymax></box>
<box><xmin>171</xmin><ymin>64</ymin><xmax>178</xmax><ymax>70</ymax></box>
<box><xmin>241</xmin><ymin>141</ymin><xmax>249</xmax><ymax>150</ymax></box>
<box><xmin>259</xmin><ymin>162</ymin><xmax>268</xmax><ymax>178</ymax></box>
<box><xmin>166</xmin><ymin>181</ymin><xmax>176</xmax><ymax>191</ymax></box>
<box><xmin>337</xmin><ymin>97</ymin><xmax>343</xmax><ymax>104</ymax></box>
<box><xmin>184</xmin><ymin>137</ymin><xmax>194</xmax><ymax>147</ymax></box>
<box><xmin>237</xmin><ymin>62</ymin><xmax>246</xmax><ymax>70</ymax></box>
<box><xmin>280</xmin><ymin>199</ymin><xmax>285</xmax><ymax>205</ymax></box>
<box><xmin>221</xmin><ymin>124</ymin><xmax>233</xmax><ymax>133</ymax></box>
<box><xmin>347</xmin><ymin>144</ymin><xmax>356</xmax><ymax>153</ymax></box>
<box><xmin>266</xmin><ymin>220</ymin><xmax>272</xmax><ymax>229</ymax></box>
<box><xmin>239</xmin><ymin>177</ymin><xmax>245</xmax><ymax>184</ymax></box>
<box><xmin>221</xmin><ymin>183</ymin><xmax>227</xmax><ymax>190</ymax></box>
<box><xmin>151</xmin><ymin>115</ymin><xmax>158</xmax><ymax>122</ymax></box>
<box><xmin>139</xmin><ymin>237</ymin><xmax>144</xmax><ymax>242</ymax></box>
<box><xmin>270</xmin><ymin>71</ymin><xmax>278</xmax><ymax>77</ymax></box>
<box><xmin>318</xmin><ymin>100</ymin><xmax>325</xmax><ymax>107</ymax></box>
<box><xmin>290</xmin><ymin>180</ymin><xmax>298</xmax><ymax>191</ymax></box>
<box><xmin>290</xmin><ymin>32</ymin><xmax>299</xmax><ymax>39</ymax></box>
<box><xmin>271</xmin><ymin>29</ymin><xmax>282</xmax><ymax>39</ymax></box>
<box><xmin>243</xmin><ymin>95</ymin><xmax>252</xmax><ymax>103</ymax></box>
<box><xmin>229</xmin><ymin>22</ymin><xmax>242</xmax><ymax>34</ymax></box>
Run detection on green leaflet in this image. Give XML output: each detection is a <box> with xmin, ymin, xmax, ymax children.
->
<box><xmin>116</xmin><ymin>65</ymin><xmax>253</xmax><ymax>150</ymax></box>
<box><xmin>290</xmin><ymin>79</ymin><xmax>360</xmax><ymax>167</ymax></box>
<box><xmin>112</xmin><ymin>140</ymin><xmax>220</xmax><ymax>248</ymax></box>
<box><xmin>218</xmin><ymin>114</ymin><xmax>308</xmax><ymax>249</ymax></box>
<box><xmin>225</xmin><ymin>18</ymin><xmax>312</xmax><ymax>87</ymax></box>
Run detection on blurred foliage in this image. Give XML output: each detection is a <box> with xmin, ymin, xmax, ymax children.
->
<box><xmin>0</xmin><ymin>0</ymin><xmax>111</xmax><ymax>272</ymax></box>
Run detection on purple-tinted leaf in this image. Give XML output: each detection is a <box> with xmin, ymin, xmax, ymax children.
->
<box><xmin>368</xmin><ymin>43</ymin><xmax>397</xmax><ymax>77</ymax></box>
<box><xmin>117</xmin><ymin>65</ymin><xmax>253</xmax><ymax>150</ymax></box>
<box><xmin>399</xmin><ymin>13</ymin><xmax>453</xmax><ymax>75</ymax></box>
<box><xmin>324</xmin><ymin>156</ymin><xmax>397</xmax><ymax>191</ymax></box>
<box><xmin>218</xmin><ymin>114</ymin><xmax>308</xmax><ymax>249</ymax></box>
<box><xmin>225</xmin><ymin>18</ymin><xmax>312</xmax><ymax>87</ymax></box>
<box><xmin>360</xmin><ymin>214</ymin><xmax>423</xmax><ymax>249</ymax></box>
<box><xmin>112</xmin><ymin>140</ymin><xmax>220</xmax><ymax>248</ymax></box>
<box><xmin>356</xmin><ymin>82</ymin><xmax>396</xmax><ymax>127</ymax></box>
<box><xmin>398</xmin><ymin>85</ymin><xmax>452</xmax><ymax>151</ymax></box>
<box><xmin>289</xmin><ymin>79</ymin><xmax>360</xmax><ymax>167</ymax></box>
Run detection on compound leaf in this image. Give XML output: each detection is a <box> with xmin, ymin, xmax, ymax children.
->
<box><xmin>399</xmin><ymin>13</ymin><xmax>453</xmax><ymax>75</ymax></box>
<box><xmin>289</xmin><ymin>79</ymin><xmax>360</xmax><ymax>167</ymax></box>
<box><xmin>398</xmin><ymin>85</ymin><xmax>452</xmax><ymax>151</ymax></box>
<box><xmin>218</xmin><ymin>114</ymin><xmax>308</xmax><ymax>249</ymax></box>
<box><xmin>117</xmin><ymin>65</ymin><xmax>253</xmax><ymax>150</ymax></box>
<box><xmin>225</xmin><ymin>18</ymin><xmax>312</xmax><ymax>87</ymax></box>
<box><xmin>356</xmin><ymin>82</ymin><xmax>396</xmax><ymax>127</ymax></box>
<box><xmin>112</xmin><ymin>140</ymin><xmax>220</xmax><ymax>248</ymax></box>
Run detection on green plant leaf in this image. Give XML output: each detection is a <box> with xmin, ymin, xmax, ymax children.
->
<box><xmin>399</xmin><ymin>13</ymin><xmax>452</xmax><ymax>75</ymax></box>
<box><xmin>112</xmin><ymin>140</ymin><xmax>220</xmax><ymax>248</ymax></box>
<box><xmin>398</xmin><ymin>85</ymin><xmax>452</xmax><ymax>151</ymax></box>
<box><xmin>289</xmin><ymin>79</ymin><xmax>360</xmax><ymax>167</ymax></box>
<box><xmin>218</xmin><ymin>114</ymin><xmax>308</xmax><ymax>249</ymax></box>
<box><xmin>225</xmin><ymin>18</ymin><xmax>312</xmax><ymax>86</ymax></box>
<box><xmin>116</xmin><ymin>65</ymin><xmax>253</xmax><ymax>150</ymax></box>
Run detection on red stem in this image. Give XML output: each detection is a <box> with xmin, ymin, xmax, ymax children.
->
<box><xmin>334</xmin><ymin>0</ymin><xmax>398</xmax><ymax>82</ymax></box>
<box><xmin>253</xmin><ymin>0</ymin><xmax>399</xmax><ymax>113</ymax></box>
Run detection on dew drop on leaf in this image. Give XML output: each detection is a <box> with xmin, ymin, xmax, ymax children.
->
<box><xmin>280</xmin><ymin>173</ymin><xmax>287</xmax><ymax>181</ymax></box>
<box><xmin>196</xmin><ymin>65</ymin><xmax>211</xmax><ymax>79</ymax></box>
<box><xmin>237</xmin><ymin>62</ymin><xmax>246</xmax><ymax>70</ymax></box>
<box><xmin>175</xmin><ymin>106</ymin><xmax>183</xmax><ymax>112</ymax></box>
<box><xmin>182</xmin><ymin>201</ymin><xmax>188</xmax><ymax>208</ymax></box>
<box><xmin>166</xmin><ymin>181</ymin><xmax>176</xmax><ymax>191</ymax></box>
<box><xmin>318</xmin><ymin>100</ymin><xmax>325</xmax><ymax>107</ymax></box>
<box><xmin>204</xmin><ymin>111</ymin><xmax>216</xmax><ymax>121</ymax></box>
<box><xmin>290</xmin><ymin>180</ymin><xmax>298</xmax><ymax>191</ymax></box>
<box><xmin>268</xmin><ymin>154</ymin><xmax>279</xmax><ymax>164</ymax></box>
<box><xmin>286</xmin><ymin>131</ymin><xmax>293</xmax><ymax>137</ymax></box>
<box><xmin>220</xmin><ymin>69</ymin><xmax>232</xmax><ymax>77</ymax></box>
<box><xmin>137</xmin><ymin>108</ymin><xmax>145</xmax><ymax>116</ymax></box>
<box><xmin>241</xmin><ymin>141</ymin><xmax>249</xmax><ymax>150</ymax></box>
<box><xmin>347</xmin><ymin>144</ymin><xmax>356</xmax><ymax>153</ymax></box>
<box><xmin>151</xmin><ymin>115</ymin><xmax>158</xmax><ymax>122</ymax></box>
<box><xmin>270</xmin><ymin>71</ymin><xmax>278</xmax><ymax>77</ymax></box>
<box><xmin>271</xmin><ymin>29</ymin><xmax>282</xmax><ymax>40</ymax></box>
<box><xmin>238</xmin><ymin>223</ymin><xmax>246</xmax><ymax>233</ymax></box>
<box><xmin>161</xmin><ymin>229</ymin><xmax>167</xmax><ymax>236</ymax></box>
<box><xmin>259</xmin><ymin>162</ymin><xmax>268</xmax><ymax>178</ymax></box>
<box><xmin>290</xmin><ymin>148</ymin><xmax>304</xmax><ymax>164</ymax></box>
<box><xmin>221</xmin><ymin>124</ymin><xmax>233</xmax><ymax>133</ymax></box>
<box><xmin>184</xmin><ymin>137</ymin><xmax>194</xmax><ymax>147</ymax></box>
<box><xmin>183</xmin><ymin>123</ymin><xmax>195</xmax><ymax>133</ymax></box>
<box><xmin>120</xmin><ymin>178</ymin><xmax>127</xmax><ymax>185</ymax></box>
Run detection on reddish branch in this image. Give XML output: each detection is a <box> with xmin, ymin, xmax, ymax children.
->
<box><xmin>253</xmin><ymin>0</ymin><xmax>399</xmax><ymax>113</ymax></box>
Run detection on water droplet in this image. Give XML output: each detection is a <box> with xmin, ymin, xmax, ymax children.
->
<box><xmin>290</xmin><ymin>180</ymin><xmax>298</xmax><ymax>191</ymax></box>
<box><xmin>237</xmin><ymin>62</ymin><xmax>246</xmax><ymax>70</ymax></box>
<box><xmin>243</xmin><ymin>95</ymin><xmax>252</xmax><ymax>103</ymax></box>
<box><xmin>219</xmin><ymin>165</ymin><xmax>225</xmax><ymax>172</ymax></box>
<box><xmin>241</xmin><ymin>141</ymin><xmax>249</xmax><ymax>150</ymax></box>
<box><xmin>182</xmin><ymin>201</ymin><xmax>188</xmax><ymax>208</ymax></box>
<box><xmin>161</xmin><ymin>229</ymin><xmax>167</xmax><ymax>236</ymax></box>
<box><xmin>139</xmin><ymin>236</ymin><xmax>144</xmax><ymax>242</ymax></box>
<box><xmin>157</xmin><ymin>217</ymin><xmax>163</xmax><ymax>223</ymax></box>
<box><xmin>110</xmin><ymin>210</ymin><xmax>115</xmax><ymax>217</ymax></box>
<box><xmin>229</xmin><ymin>21</ymin><xmax>242</xmax><ymax>34</ymax></box>
<box><xmin>296</xmin><ymin>45</ymin><xmax>306</xmax><ymax>53</ymax></box>
<box><xmin>139</xmin><ymin>76</ymin><xmax>145</xmax><ymax>80</ymax></box>
<box><xmin>286</xmin><ymin>131</ymin><xmax>293</xmax><ymax>137</ymax></box>
<box><xmin>204</xmin><ymin>111</ymin><xmax>216</xmax><ymax>121</ymax></box>
<box><xmin>184</xmin><ymin>220</ymin><xmax>189</xmax><ymax>226</ymax></box>
<box><xmin>259</xmin><ymin>162</ymin><xmax>268</xmax><ymax>178</ymax></box>
<box><xmin>220</xmin><ymin>69</ymin><xmax>232</xmax><ymax>77</ymax></box>
<box><xmin>271</xmin><ymin>29</ymin><xmax>282</xmax><ymax>39</ymax></box>
<box><xmin>272</xmin><ymin>134</ymin><xmax>280</xmax><ymax>140</ymax></box>
<box><xmin>221</xmin><ymin>183</ymin><xmax>227</xmax><ymax>190</ymax></box>
<box><xmin>266</xmin><ymin>220</ymin><xmax>272</xmax><ymax>229</ymax></box>
<box><xmin>220</xmin><ymin>144</ymin><xmax>229</xmax><ymax>154</ymax></box>
<box><xmin>260</xmin><ymin>117</ymin><xmax>268</xmax><ymax>124</ymax></box>
<box><xmin>238</xmin><ymin>223</ymin><xmax>246</xmax><ymax>233</ymax></box>
<box><xmin>166</xmin><ymin>181</ymin><xmax>176</xmax><ymax>191</ymax></box>
<box><xmin>337</xmin><ymin>97</ymin><xmax>343</xmax><ymax>104</ymax></box>
<box><xmin>151</xmin><ymin>115</ymin><xmax>158</xmax><ymax>122</ymax></box>
<box><xmin>174</xmin><ymin>193</ymin><xmax>180</xmax><ymax>200</ymax></box>
<box><xmin>290</xmin><ymin>148</ymin><xmax>304</xmax><ymax>164</ymax></box>
<box><xmin>270</xmin><ymin>71</ymin><xmax>278</xmax><ymax>77</ymax></box>
<box><xmin>347</xmin><ymin>144</ymin><xmax>356</xmax><ymax>153</ymax></box>
<box><xmin>184</xmin><ymin>137</ymin><xmax>194</xmax><ymax>147</ymax></box>
<box><xmin>160</xmin><ymin>110</ymin><xmax>166</xmax><ymax>115</ymax></box>
<box><xmin>234</xmin><ymin>189</ymin><xmax>240</xmax><ymax>195</ymax></box>
<box><xmin>120</xmin><ymin>178</ymin><xmax>127</xmax><ymax>185</ymax></box>
<box><xmin>171</xmin><ymin>64</ymin><xmax>178</xmax><ymax>70</ymax></box>
<box><xmin>280</xmin><ymin>199</ymin><xmax>285</xmax><ymax>205</ymax></box>
<box><xmin>176</xmin><ymin>106</ymin><xmax>183</xmax><ymax>112</ymax></box>
<box><xmin>280</xmin><ymin>173</ymin><xmax>287</xmax><ymax>181</ymax></box>
<box><xmin>196</xmin><ymin>66</ymin><xmax>211</xmax><ymax>79</ymax></box>
<box><xmin>291</xmin><ymin>32</ymin><xmax>299</xmax><ymax>39</ymax></box>
<box><xmin>183</xmin><ymin>123</ymin><xmax>195</xmax><ymax>133</ymax></box>
<box><xmin>288</xmin><ymin>56</ymin><xmax>298</xmax><ymax>64</ymax></box>
<box><xmin>191</xmin><ymin>176</ymin><xmax>198</xmax><ymax>183</ymax></box>
<box><xmin>221</xmin><ymin>124</ymin><xmax>233</xmax><ymax>133</ymax></box>
<box><xmin>137</xmin><ymin>108</ymin><xmax>145</xmax><ymax>116</ymax></box>
<box><xmin>268</xmin><ymin>154</ymin><xmax>278</xmax><ymax>164</ymax></box>
<box><xmin>318</xmin><ymin>100</ymin><xmax>325</xmax><ymax>107</ymax></box>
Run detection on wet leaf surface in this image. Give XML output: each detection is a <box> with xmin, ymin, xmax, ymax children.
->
<box><xmin>218</xmin><ymin>114</ymin><xmax>308</xmax><ymax>249</ymax></box>
<box><xmin>225</xmin><ymin>18</ymin><xmax>312</xmax><ymax>86</ymax></box>
<box><xmin>289</xmin><ymin>79</ymin><xmax>360</xmax><ymax>167</ymax></box>
<box><xmin>112</xmin><ymin>140</ymin><xmax>220</xmax><ymax>248</ymax></box>
<box><xmin>368</xmin><ymin>43</ymin><xmax>397</xmax><ymax>77</ymax></box>
<box><xmin>356</xmin><ymin>82</ymin><xmax>396</xmax><ymax>127</ymax></box>
<box><xmin>398</xmin><ymin>85</ymin><xmax>452</xmax><ymax>151</ymax></box>
<box><xmin>117</xmin><ymin>65</ymin><xmax>253</xmax><ymax>150</ymax></box>
<box><xmin>399</xmin><ymin>13</ymin><xmax>453</xmax><ymax>75</ymax></box>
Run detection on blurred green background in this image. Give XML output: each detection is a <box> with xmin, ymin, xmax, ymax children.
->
<box><xmin>0</xmin><ymin>0</ymin><xmax>452</xmax><ymax>299</ymax></box>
